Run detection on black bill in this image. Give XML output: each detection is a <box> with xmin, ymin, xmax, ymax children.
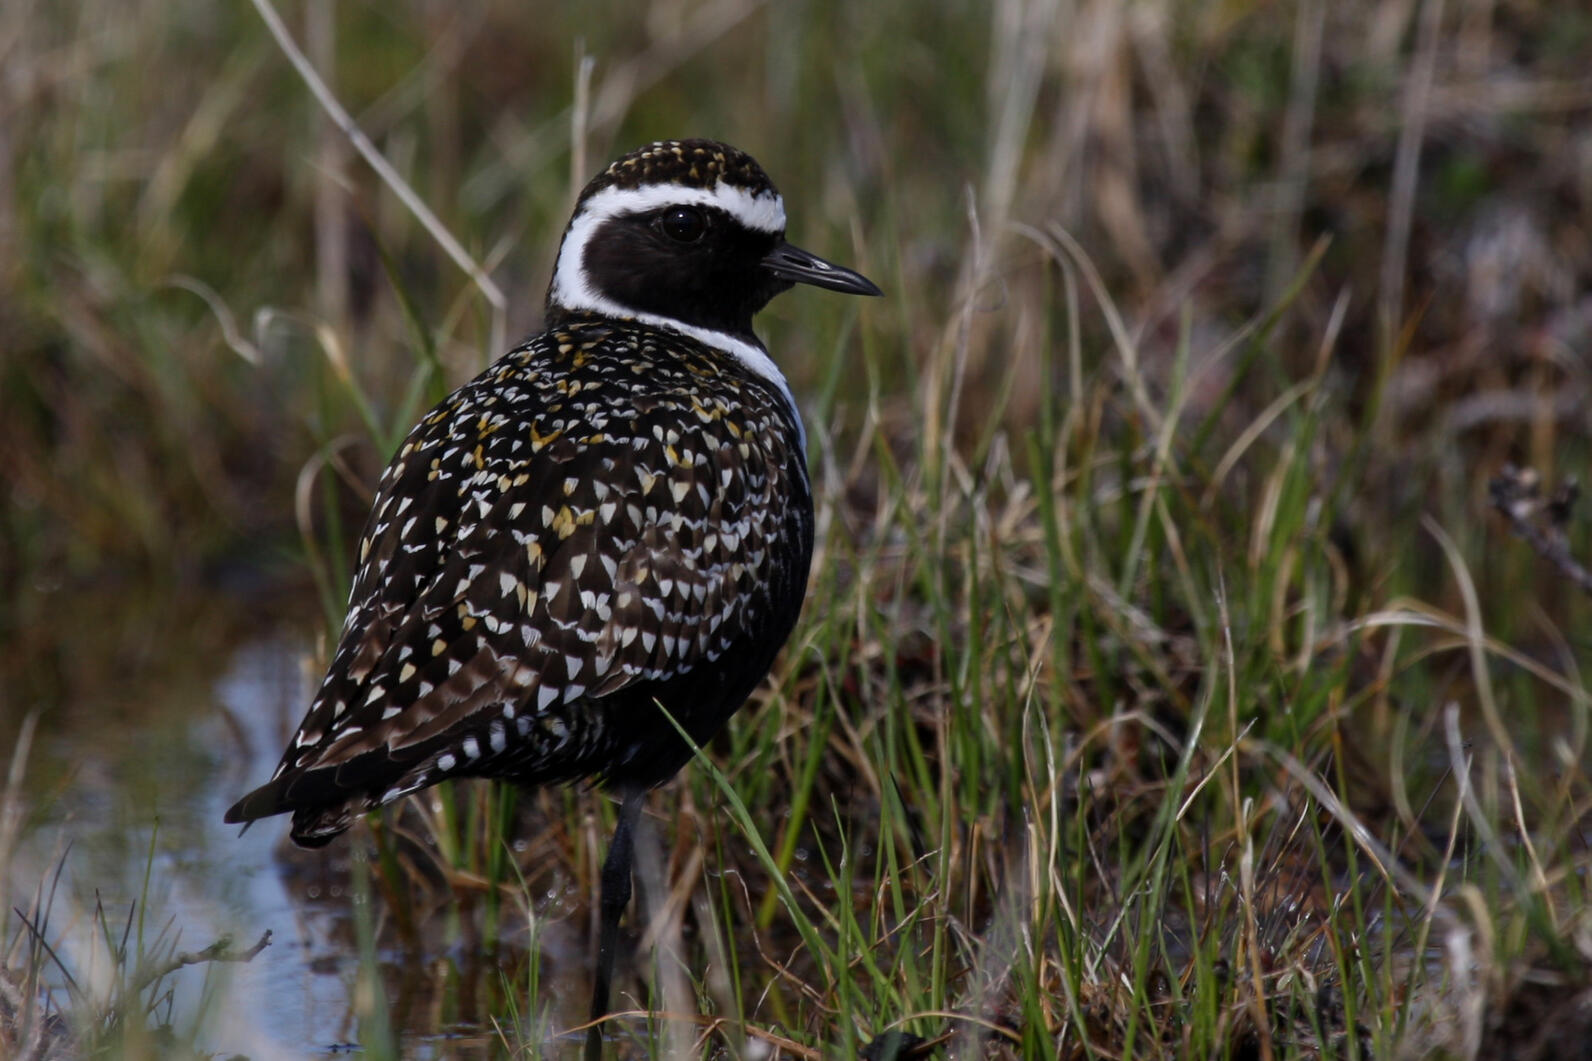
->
<box><xmin>762</xmin><ymin>241</ymin><xmax>883</xmax><ymax>297</ymax></box>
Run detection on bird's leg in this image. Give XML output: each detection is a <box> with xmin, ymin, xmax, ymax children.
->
<box><xmin>586</xmin><ymin>786</ymin><xmax>644</xmax><ymax>1061</ymax></box>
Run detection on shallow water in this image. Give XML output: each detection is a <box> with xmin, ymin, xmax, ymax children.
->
<box><xmin>7</xmin><ymin>630</ymin><xmax>599</xmax><ymax>1058</ymax></box>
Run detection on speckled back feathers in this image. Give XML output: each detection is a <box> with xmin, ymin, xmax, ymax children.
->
<box><xmin>231</xmin><ymin>316</ymin><xmax>812</xmax><ymax>844</ymax></box>
<box><xmin>224</xmin><ymin>138</ymin><xmax>876</xmax><ymax>847</ymax></box>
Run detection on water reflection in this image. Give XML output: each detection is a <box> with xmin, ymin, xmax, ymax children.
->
<box><xmin>7</xmin><ymin>633</ymin><xmax>597</xmax><ymax>1058</ymax></box>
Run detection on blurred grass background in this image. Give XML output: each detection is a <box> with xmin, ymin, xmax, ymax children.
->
<box><xmin>3</xmin><ymin>0</ymin><xmax>1592</xmax><ymax>1056</ymax></box>
<box><xmin>3</xmin><ymin>0</ymin><xmax>1588</xmax><ymax>690</ymax></box>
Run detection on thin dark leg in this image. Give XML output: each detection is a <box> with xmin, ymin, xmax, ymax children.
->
<box><xmin>585</xmin><ymin>786</ymin><xmax>644</xmax><ymax>1061</ymax></box>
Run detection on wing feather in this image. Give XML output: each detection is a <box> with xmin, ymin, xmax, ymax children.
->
<box><xmin>253</xmin><ymin>337</ymin><xmax>794</xmax><ymax>819</ymax></box>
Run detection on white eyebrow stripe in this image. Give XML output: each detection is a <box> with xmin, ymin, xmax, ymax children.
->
<box><xmin>572</xmin><ymin>181</ymin><xmax>787</xmax><ymax>235</ymax></box>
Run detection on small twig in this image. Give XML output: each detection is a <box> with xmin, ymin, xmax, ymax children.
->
<box><xmin>1488</xmin><ymin>464</ymin><xmax>1592</xmax><ymax>597</ymax></box>
<box><xmin>129</xmin><ymin>931</ymin><xmax>273</xmax><ymax>997</ymax></box>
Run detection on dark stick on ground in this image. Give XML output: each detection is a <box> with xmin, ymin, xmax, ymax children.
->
<box><xmin>1489</xmin><ymin>464</ymin><xmax>1592</xmax><ymax>597</ymax></box>
<box><xmin>130</xmin><ymin>929</ymin><xmax>274</xmax><ymax>996</ymax></box>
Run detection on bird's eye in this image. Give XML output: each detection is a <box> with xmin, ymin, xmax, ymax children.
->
<box><xmin>659</xmin><ymin>207</ymin><xmax>707</xmax><ymax>243</ymax></box>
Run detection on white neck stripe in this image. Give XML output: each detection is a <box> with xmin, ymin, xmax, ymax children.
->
<box><xmin>556</xmin><ymin>293</ymin><xmax>807</xmax><ymax>452</ymax></box>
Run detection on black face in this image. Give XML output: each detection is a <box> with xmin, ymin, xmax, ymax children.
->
<box><xmin>583</xmin><ymin>206</ymin><xmax>791</xmax><ymax>339</ymax></box>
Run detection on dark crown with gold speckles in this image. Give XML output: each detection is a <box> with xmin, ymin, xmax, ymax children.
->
<box><xmin>576</xmin><ymin>139</ymin><xmax>779</xmax><ymax>203</ymax></box>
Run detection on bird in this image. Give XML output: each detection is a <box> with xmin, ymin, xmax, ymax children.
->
<box><xmin>224</xmin><ymin>138</ymin><xmax>881</xmax><ymax>1057</ymax></box>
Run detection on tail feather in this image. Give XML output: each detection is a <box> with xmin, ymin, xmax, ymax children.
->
<box><xmin>288</xmin><ymin>804</ymin><xmax>358</xmax><ymax>848</ymax></box>
<box><xmin>226</xmin><ymin>739</ymin><xmax>464</xmax><ymax>848</ymax></box>
<box><xmin>223</xmin><ymin>775</ymin><xmax>294</xmax><ymax>825</ymax></box>
<box><xmin>224</xmin><ymin>769</ymin><xmax>364</xmax><ymax>849</ymax></box>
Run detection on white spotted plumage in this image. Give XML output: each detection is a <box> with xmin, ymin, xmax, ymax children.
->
<box><xmin>226</xmin><ymin>138</ymin><xmax>878</xmax><ymax>849</ymax></box>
